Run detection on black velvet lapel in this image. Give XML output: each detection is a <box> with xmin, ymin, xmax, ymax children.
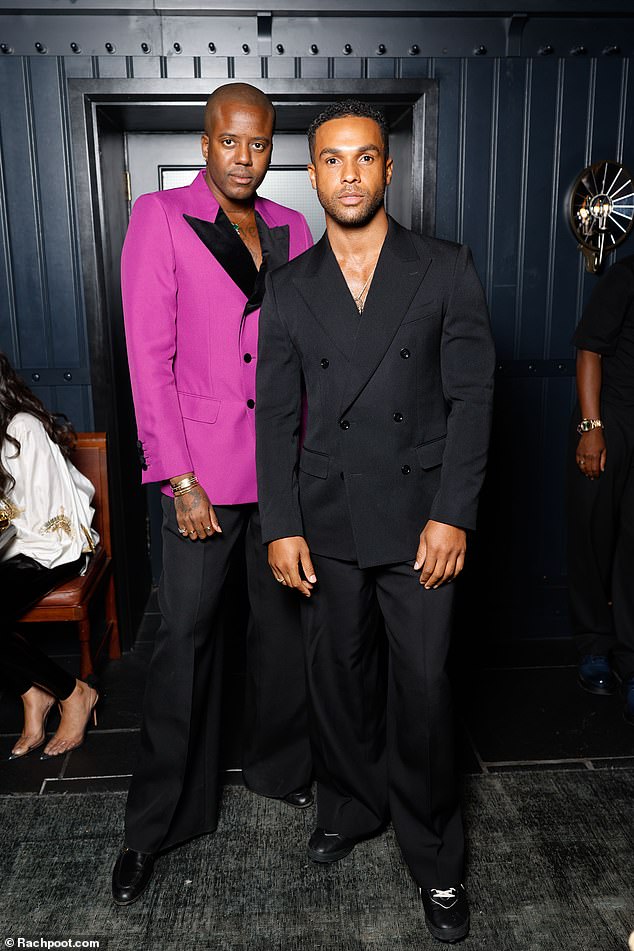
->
<box><xmin>244</xmin><ymin>215</ymin><xmax>290</xmax><ymax>316</ymax></box>
<box><xmin>183</xmin><ymin>209</ymin><xmax>290</xmax><ymax>315</ymax></box>
<box><xmin>183</xmin><ymin>209</ymin><xmax>257</xmax><ymax>299</ymax></box>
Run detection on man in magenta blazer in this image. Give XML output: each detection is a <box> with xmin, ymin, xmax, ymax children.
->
<box><xmin>112</xmin><ymin>83</ymin><xmax>313</xmax><ymax>904</ymax></box>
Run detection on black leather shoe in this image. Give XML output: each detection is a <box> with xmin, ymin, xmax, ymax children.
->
<box><xmin>282</xmin><ymin>786</ymin><xmax>314</xmax><ymax>809</ymax></box>
<box><xmin>420</xmin><ymin>884</ymin><xmax>470</xmax><ymax>943</ymax></box>
<box><xmin>578</xmin><ymin>654</ymin><xmax>616</xmax><ymax>695</ymax></box>
<box><xmin>307</xmin><ymin>827</ymin><xmax>356</xmax><ymax>863</ymax></box>
<box><xmin>112</xmin><ymin>846</ymin><xmax>155</xmax><ymax>905</ymax></box>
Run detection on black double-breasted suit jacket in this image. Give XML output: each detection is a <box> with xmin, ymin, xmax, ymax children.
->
<box><xmin>256</xmin><ymin>216</ymin><xmax>496</xmax><ymax>569</ymax></box>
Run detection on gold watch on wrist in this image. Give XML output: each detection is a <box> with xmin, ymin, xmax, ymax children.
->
<box><xmin>576</xmin><ymin>418</ymin><xmax>603</xmax><ymax>435</ymax></box>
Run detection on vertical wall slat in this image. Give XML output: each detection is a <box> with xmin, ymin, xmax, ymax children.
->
<box><xmin>29</xmin><ymin>56</ymin><xmax>85</xmax><ymax>370</ymax></box>
<box><xmin>0</xmin><ymin>58</ymin><xmax>47</xmax><ymax>368</ymax></box>
<box><xmin>488</xmin><ymin>58</ymin><xmax>525</xmax><ymax>359</ymax></box>
<box><xmin>517</xmin><ymin>57</ymin><xmax>559</xmax><ymax>359</ymax></box>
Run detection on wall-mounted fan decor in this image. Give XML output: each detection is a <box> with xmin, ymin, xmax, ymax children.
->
<box><xmin>569</xmin><ymin>160</ymin><xmax>634</xmax><ymax>273</ymax></box>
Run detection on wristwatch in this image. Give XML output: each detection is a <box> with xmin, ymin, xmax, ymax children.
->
<box><xmin>576</xmin><ymin>418</ymin><xmax>603</xmax><ymax>434</ymax></box>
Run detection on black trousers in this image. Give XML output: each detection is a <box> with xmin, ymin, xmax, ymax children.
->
<box><xmin>0</xmin><ymin>554</ymin><xmax>79</xmax><ymax>699</ymax></box>
<box><xmin>567</xmin><ymin>402</ymin><xmax>634</xmax><ymax>677</ymax></box>
<box><xmin>301</xmin><ymin>553</ymin><xmax>463</xmax><ymax>888</ymax></box>
<box><xmin>125</xmin><ymin>497</ymin><xmax>311</xmax><ymax>854</ymax></box>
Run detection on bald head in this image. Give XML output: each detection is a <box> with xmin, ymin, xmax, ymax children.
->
<box><xmin>204</xmin><ymin>83</ymin><xmax>275</xmax><ymax>134</ymax></box>
<box><xmin>201</xmin><ymin>83</ymin><xmax>275</xmax><ymax>207</ymax></box>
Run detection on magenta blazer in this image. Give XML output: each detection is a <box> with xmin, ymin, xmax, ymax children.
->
<box><xmin>121</xmin><ymin>170</ymin><xmax>313</xmax><ymax>504</ymax></box>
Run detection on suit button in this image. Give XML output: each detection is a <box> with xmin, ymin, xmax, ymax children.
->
<box><xmin>243</xmin><ymin>353</ymin><xmax>252</xmax><ymax>363</ymax></box>
<box><xmin>400</xmin><ymin>347</ymin><xmax>411</xmax><ymax>359</ymax></box>
<box><xmin>247</xmin><ymin>399</ymin><xmax>255</xmax><ymax>409</ymax></box>
<box><xmin>340</xmin><ymin>419</ymin><xmax>350</xmax><ymax>430</ymax></box>
<box><xmin>320</xmin><ymin>358</ymin><xmax>329</xmax><ymax>369</ymax></box>
<box><xmin>401</xmin><ymin>464</ymin><xmax>411</xmax><ymax>475</ymax></box>
<box><xmin>393</xmin><ymin>412</ymin><xmax>403</xmax><ymax>422</ymax></box>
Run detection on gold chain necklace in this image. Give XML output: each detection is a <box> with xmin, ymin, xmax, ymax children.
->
<box><xmin>351</xmin><ymin>260</ymin><xmax>379</xmax><ymax>314</ymax></box>
<box><xmin>226</xmin><ymin>206</ymin><xmax>252</xmax><ymax>236</ymax></box>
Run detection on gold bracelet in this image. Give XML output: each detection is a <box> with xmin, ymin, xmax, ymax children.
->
<box><xmin>171</xmin><ymin>475</ymin><xmax>199</xmax><ymax>497</ymax></box>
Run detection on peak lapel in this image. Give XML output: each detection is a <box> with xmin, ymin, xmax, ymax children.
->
<box><xmin>292</xmin><ymin>235</ymin><xmax>360</xmax><ymax>360</ymax></box>
<box><xmin>255</xmin><ymin>198</ymin><xmax>290</xmax><ymax>271</ymax></box>
<box><xmin>339</xmin><ymin>218</ymin><xmax>430</xmax><ymax>415</ymax></box>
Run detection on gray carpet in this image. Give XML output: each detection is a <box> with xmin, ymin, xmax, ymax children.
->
<box><xmin>1</xmin><ymin>771</ymin><xmax>633</xmax><ymax>950</ymax></box>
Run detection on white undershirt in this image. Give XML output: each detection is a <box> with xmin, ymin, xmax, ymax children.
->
<box><xmin>1</xmin><ymin>412</ymin><xmax>99</xmax><ymax>569</ymax></box>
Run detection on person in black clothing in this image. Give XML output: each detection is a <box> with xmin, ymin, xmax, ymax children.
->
<box><xmin>567</xmin><ymin>254</ymin><xmax>634</xmax><ymax>722</ymax></box>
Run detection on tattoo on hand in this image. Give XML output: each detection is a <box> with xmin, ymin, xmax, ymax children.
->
<box><xmin>175</xmin><ymin>486</ymin><xmax>206</xmax><ymax>516</ymax></box>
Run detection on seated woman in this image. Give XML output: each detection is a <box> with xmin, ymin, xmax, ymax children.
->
<box><xmin>0</xmin><ymin>352</ymin><xmax>99</xmax><ymax>760</ymax></box>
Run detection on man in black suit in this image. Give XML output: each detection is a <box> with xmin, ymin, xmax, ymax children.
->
<box><xmin>255</xmin><ymin>100</ymin><xmax>495</xmax><ymax>944</ymax></box>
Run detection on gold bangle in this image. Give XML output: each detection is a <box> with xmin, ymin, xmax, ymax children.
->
<box><xmin>171</xmin><ymin>475</ymin><xmax>199</xmax><ymax>496</ymax></box>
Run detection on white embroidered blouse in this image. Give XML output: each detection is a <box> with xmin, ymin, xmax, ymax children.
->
<box><xmin>0</xmin><ymin>412</ymin><xmax>99</xmax><ymax>569</ymax></box>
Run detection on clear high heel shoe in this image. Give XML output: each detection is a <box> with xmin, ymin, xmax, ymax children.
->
<box><xmin>8</xmin><ymin>695</ymin><xmax>55</xmax><ymax>761</ymax></box>
<box><xmin>40</xmin><ymin>683</ymin><xmax>100</xmax><ymax>760</ymax></box>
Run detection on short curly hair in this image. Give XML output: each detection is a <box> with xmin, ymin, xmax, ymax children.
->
<box><xmin>307</xmin><ymin>100</ymin><xmax>389</xmax><ymax>161</ymax></box>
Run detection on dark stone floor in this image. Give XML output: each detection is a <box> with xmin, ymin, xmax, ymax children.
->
<box><xmin>1</xmin><ymin>590</ymin><xmax>633</xmax><ymax>795</ymax></box>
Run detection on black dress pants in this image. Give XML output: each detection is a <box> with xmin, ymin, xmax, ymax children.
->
<box><xmin>301</xmin><ymin>554</ymin><xmax>463</xmax><ymax>888</ymax></box>
<box><xmin>0</xmin><ymin>554</ymin><xmax>80</xmax><ymax>699</ymax></box>
<box><xmin>567</xmin><ymin>402</ymin><xmax>634</xmax><ymax>677</ymax></box>
<box><xmin>125</xmin><ymin>497</ymin><xmax>311</xmax><ymax>854</ymax></box>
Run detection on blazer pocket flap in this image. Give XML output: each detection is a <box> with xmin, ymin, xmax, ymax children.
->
<box><xmin>416</xmin><ymin>435</ymin><xmax>447</xmax><ymax>470</ymax></box>
<box><xmin>299</xmin><ymin>447</ymin><xmax>329</xmax><ymax>479</ymax></box>
<box><xmin>178</xmin><ymin>392</ymin><xmax>221</xmax><ymax>424</ymax></box>
<box><xmin>402</xmin><ymin>301</ymin><xmax>439</xmax><ymax>324</ymax></box>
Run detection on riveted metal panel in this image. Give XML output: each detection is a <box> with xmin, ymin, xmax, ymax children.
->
<box><xmin>161</xmin><ymin>14</ymin><xmax>258</xmax><ymax>58</ymax></box>
<box><xmin>520</xmin><ymin>17</ymin><xmax>634</xmax><ymax>58</ymax></box>
<box><xmin>0</xmin><ymin>14</ymin><xmax>160</xmax><ymax>57</ymax></box>
<box><xmin>272</xmin><ymin>16</ymin><xmax>508</xmax><ymax>60</ymax></box>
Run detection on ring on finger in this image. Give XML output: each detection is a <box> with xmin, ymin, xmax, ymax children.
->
<box><xmin>179</xmin><ymin>528</ymin><xmax>188</xmax><ymax>536</ymax></box>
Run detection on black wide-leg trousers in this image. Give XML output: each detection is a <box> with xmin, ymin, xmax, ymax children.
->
<box><xmin>0</xmin><ymin>554</ymin><xmax>80</xmax><ymax>700</ymax></box>
<box><xmin>302</xmin><ymin>554</ymin><xmax>463</xmax><ymax>888</ymax></box>
<box><xmin>567</xmin><ymin>402</ymin><xmax>634</xmax><ymax>677</ymax></box>
<box><xmin>125</xmin><ymin>497</ymin><xmax>311</xmax><ymax>854</ymax></box>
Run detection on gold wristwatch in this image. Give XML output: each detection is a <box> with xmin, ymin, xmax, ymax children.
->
<box><xmin>576</xmin><ymin>418</ymin><xmax>603</xmax><ymax>435</ymax></box>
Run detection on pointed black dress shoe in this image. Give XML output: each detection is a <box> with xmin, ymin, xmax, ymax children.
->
<box><xmin>112</xmin><ymin>846</ymin><xmax>155</xmax><ymax>905</ymax></box>
<box><xmin>307</xmin><ymin>827</ymin><xmax>356</xmax><ymax>863</ymax></box>
<box><xmin>282</xmin><ymin>786</ymin><xmax>314</xmax><ymax>809</ymax></box>
<box><xmin>420</xmin><ymin>884</ymin><xmax>470</xmax><ymax>943</ymax></box>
